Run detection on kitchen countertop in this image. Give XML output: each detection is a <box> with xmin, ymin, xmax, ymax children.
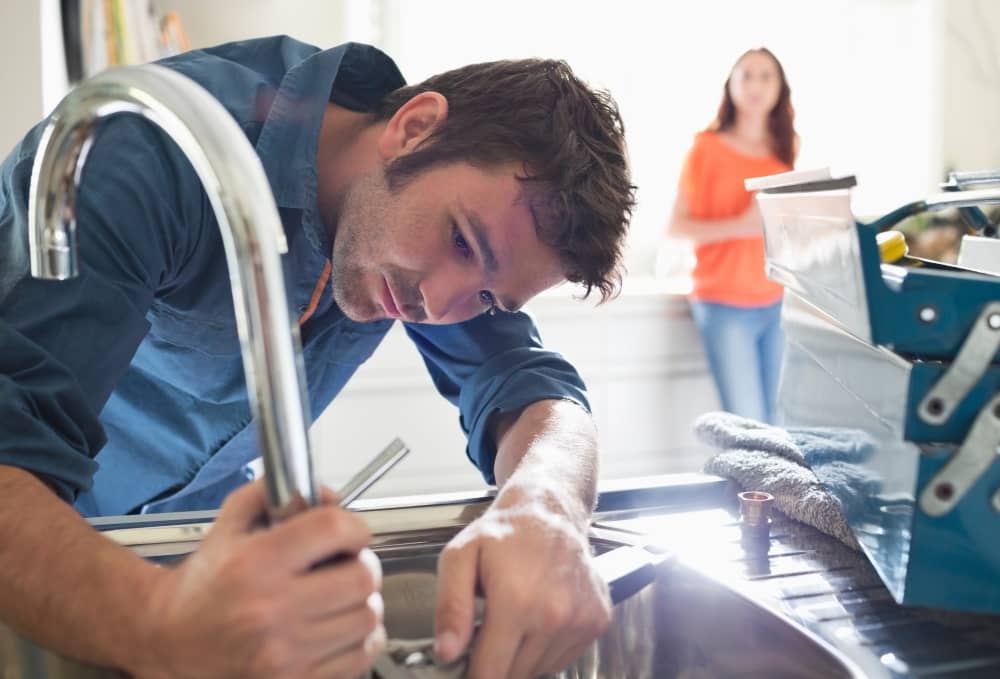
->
<box><xmin>598</xmin><ymin>485</ymin><xmax>1000</xmax><ymax>679</ymax></box>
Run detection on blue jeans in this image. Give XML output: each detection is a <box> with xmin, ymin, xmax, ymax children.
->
<box><xmin>690</xmin><ymin>300</ymin><xmax>784</xmax><ymax>424</ymax></box>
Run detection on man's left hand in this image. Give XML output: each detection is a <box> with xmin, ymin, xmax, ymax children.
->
<box><xmin>433</xmin><ymin>490</ymin><xmax>611</xmax><ymax>679</ymax></box>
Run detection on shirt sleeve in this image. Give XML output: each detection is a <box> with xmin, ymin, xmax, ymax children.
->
<box><xmin>678</xmin><ymin>132</ymin><xmax>708</xmax><ymax>207</ymax></box>
<box><xmin>0</xmin><ymin>116</ymin><xmax>204</xmax><ymax>501</ymax></box>
<box><xmin>403</xmin><ymin>311</ymin><xmax>590</xmax><ymax>485</ymax></box>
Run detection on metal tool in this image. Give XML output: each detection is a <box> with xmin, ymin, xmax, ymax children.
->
<box><xmin>338</xmin><ymin>438</ymin><xmax>410</xmax><ymax>507</ymax></box>
<box><xmin>101</xmin><ymin>438</ymin><xmax>410</xmax><ymax>549</ymax></box>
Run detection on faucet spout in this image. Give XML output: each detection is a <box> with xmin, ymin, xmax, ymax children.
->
<box><xmin>27</xmin><ymin>64</ymin><xmax>316</xmax><ymax>520</ymax></box>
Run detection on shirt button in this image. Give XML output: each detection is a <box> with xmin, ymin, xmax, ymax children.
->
<box><xmin>297</xmin><ymin>303</ymin><xmax>308</xmax><ymax>313</ymax></box>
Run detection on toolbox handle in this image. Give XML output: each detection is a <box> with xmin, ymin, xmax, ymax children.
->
<box><xmin>870</xmin><ymin>187</ymin><xmax>1000</xmax><ymax>233</ymax></box>
<box><xmin>924</xmin><ymin>188</ymin><xmax>1000</xmax><ymax>211</ymax></box>
<box><xmin>941</xmin><ymin>171</ymin><xmax>1000</xmax><ymax>236</ymax></box>
<box><xmin>943</xmin><ymin>170</ymin><xmax>1000</xmax><ymax>189</ymax></box>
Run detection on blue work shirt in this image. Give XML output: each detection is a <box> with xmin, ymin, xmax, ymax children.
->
<box><xmin>0</xmin><ymin>37</ymin><xmax>589</xmax><ymax>517</ymax></box>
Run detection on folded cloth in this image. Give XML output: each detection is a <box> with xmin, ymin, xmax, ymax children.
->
<box><xmin>694</xmin><ymin>411</ymin><xmax>875</xmax><ymax>465</ymax></box>
<box><xmin>694</xmin><ymin>412</ymin><xmax>882</xmax><ymax>551</ymax></box>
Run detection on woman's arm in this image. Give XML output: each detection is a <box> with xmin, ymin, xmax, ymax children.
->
<box><xmin>665</xmin><ymin>189</ymin><xmax>763</xmax><ymax>245</ymax></box>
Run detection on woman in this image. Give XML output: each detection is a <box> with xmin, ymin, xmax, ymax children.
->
<box><xmin>667</xmin><ymin>47</ymin><xmax>797</xmax><ymax>424</ymax></box>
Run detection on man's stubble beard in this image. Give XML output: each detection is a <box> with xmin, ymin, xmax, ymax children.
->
<box><xmin>329</xmin><ymin>170</ymin><xmax>389</xmax><ymax>322</ymax></box>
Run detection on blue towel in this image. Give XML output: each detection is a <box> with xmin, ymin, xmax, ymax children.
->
<box><xmin>694</xmin><ymin>412</ymin><xmax>882</xmax><ymax>550</ymax></box>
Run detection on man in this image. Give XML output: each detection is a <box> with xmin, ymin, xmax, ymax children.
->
<box><xmin>0</xmin><ymin>37</ymin><xmax>634</xmax><ymax>679</ymax></box>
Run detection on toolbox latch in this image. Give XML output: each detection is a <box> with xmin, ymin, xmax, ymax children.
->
<box><xmin>918</xmin><ymin>301</ymin><xmax>1000</xmax><ymax>425</ymax></box>
<box><xmin>919</xmin><ymin>392</ymin><xmax>1000</xmax><ymax>516</ymax></box>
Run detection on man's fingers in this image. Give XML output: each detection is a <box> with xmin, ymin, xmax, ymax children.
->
<box><xmin>291</xmin><ymin>549</ymin><xmax>382</xmax><ymax>618</ymax></box>
<box><xmin>317</xmin><ymin>484</ymin><xmax>341</xmax><ymax>506</ymax></box>
<box><xmin>467</xmin><ymin>611</ymin><xmax>522</xmax><ymax>679</ymax></box>
<box><xmin>250</xmin><ymin>505</ymin><xmax>372</xmax><ymax>573</ymax></box>
<box><xmin>212</xmin><ymin>479</ymin><xmax>269</xmax><ymax>537</ymax></box>
<box><xmin>306</xmin><ymin>623</ymin><xmax>386</xmax><ymax>679</ymax></box>
<box><xmin>297</xmin><ymin>593</ymin><xmax>384</xmax><ymax>662</ymax></box>
<box><xmin>505</xmin><ymin>632</ymin><xmax>549</xmax><ymax>679</ymax></box>
<box><xmin>532</xmin><ymin>637</ymin><xmax>594</xmax><ymax>678</ymax></box>
<box><xmin>434</xmin><ymin>542</ymin><xmax>479</xmax><ymax>662</ymax></box>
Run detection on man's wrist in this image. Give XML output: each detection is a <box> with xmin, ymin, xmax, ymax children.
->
<box><xmin>118</xmin><ymin>562</ymin><xmax>177</xmax><ymax>678</ymax></box>
<box><xmin>494</xmin><ymin>481</ymin><xmax>593</xmax><ymax>532</ymax></box>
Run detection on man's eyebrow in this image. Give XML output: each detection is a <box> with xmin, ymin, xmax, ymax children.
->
<box><xmin>465</xmin><ymin>210</ymin><xmax>500</xmax><ymax>276</ymax></box>
<box><xmin>465</xmin><ymin>210</ymin><xmax>522</xmax><ymax>313</ymax></box>
<box><xmin>464</xmin><ymin>210</ymin><xmax>523</xmax><ymax>313</ymax></box>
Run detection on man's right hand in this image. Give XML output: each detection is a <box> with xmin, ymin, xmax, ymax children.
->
<box><xmin>137</xmin><ymin>480</ymin><xmax>386</xmax><ymax>679</ymax></box>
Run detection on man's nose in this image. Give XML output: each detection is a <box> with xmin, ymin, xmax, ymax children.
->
<box><xmin>419</xmin><ymin>268</ymin><xmax>479</xmax><ymax>323</ymax></box>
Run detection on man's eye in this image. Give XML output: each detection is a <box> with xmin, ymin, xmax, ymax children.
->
<box><xmin>479</xmin><ymin>290</ymin><xmax>497</xmax><ymax>315</ymax></box>
<box><xmin>453</xmin><ymin>225</ymin><xmax>472</xmax><ymax>258</ymax></box>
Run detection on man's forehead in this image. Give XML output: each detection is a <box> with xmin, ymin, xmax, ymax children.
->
<box><xmin>513</xmin><ymin>179</ymin><xmax>561</xmax><ymax>239</ymax></box>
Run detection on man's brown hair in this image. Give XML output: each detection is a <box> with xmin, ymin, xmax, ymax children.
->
<box><xmin>371</xmin><ymin>59</ymin><xmax>635</xmax><ymax>302</ymax></box>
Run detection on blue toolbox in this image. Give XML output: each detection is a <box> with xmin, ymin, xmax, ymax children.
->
<box><xmin>747</xmin><ymin>169</ymin><xmax>1000</xmax><ymax>614</ymax></box>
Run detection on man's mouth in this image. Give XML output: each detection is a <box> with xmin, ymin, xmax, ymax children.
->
<box><xmin>380</xmin><ymin>276</ymin><xmax>402</xmax><ymax>319</ymax></box>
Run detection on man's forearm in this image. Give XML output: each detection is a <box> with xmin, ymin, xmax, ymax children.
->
<box><xmin>491</xmin><ymin>399</ymin><xmax>599</xmax><ymax>526</ymax></box>
<box><xmin>0</xmin><ymin>465</ymin><xmax>162</xmax><ymax>672</ymax></box>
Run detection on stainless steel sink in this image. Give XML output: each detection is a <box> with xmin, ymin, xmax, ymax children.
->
<box><xmin>1</xmin><ymin>475</ymin><xmax>872</xmax><ymax>678</ymax></box>
<box><xmin>367</xmin><ymin>528</ymin><xmax>860</xmax><ymax>678</ymax></box>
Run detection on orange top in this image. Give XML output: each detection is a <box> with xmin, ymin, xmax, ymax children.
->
<box><xmin>679</xmin><ymin>131</ymin><xmax>790</xmax><ymax>306</ymax></box>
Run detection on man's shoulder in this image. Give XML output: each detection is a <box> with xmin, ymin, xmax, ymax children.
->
<box><xmin>157</xmin><ymin>35</ymin><xmax>320</xmax><ymax>81</ymax></box>
<box><xmin>153</xmin><ymin>36</ymin><xmax>321</xmax><ymax>133</ymax></box>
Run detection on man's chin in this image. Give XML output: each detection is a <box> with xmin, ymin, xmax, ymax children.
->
<box><xmin>331</xmin><ymin>292</ymin><xmax>377</xmax><ymax>323</ymax></box>
<box><xmin>340</xmin><ymin>305</ymin><xmax>381</xmax><ymax>323</ymax></box>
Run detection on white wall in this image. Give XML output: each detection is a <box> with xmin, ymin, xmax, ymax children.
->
<box><xmin>0</xmin><ymin>2</ymin><xmax>51</xmax><ymax>156</ymax></box>
<box><xmin>0</xmin><ymin>0</ymin><xmax>359</xmax><ymax>157</ymax></box>
<box><xmin>150</xmin><ymin>0</ymin><xmax>357</xmax><ymax>50</ymax></box>
<box><xmin>940</xmin><ymin>0</ymin><xmax>1000</xmax><ymax>173</ymax></box>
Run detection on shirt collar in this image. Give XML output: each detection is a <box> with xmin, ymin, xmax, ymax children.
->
<box><xmin>255</xmin><ymin>42</ymin><xmax>405</xmax><ymax>255</ymax></box>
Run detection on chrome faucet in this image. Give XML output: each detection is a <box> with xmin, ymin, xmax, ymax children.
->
<box><xmin>27</xmin><ymin>65</ymin><xmax>316</xmax><ymax>520</ymax></box>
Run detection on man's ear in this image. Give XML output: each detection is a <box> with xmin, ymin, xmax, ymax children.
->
<box><xmin>376</xmin><ymin>91</ymin><xmax>448</xmax><ymax>162</ymax></box>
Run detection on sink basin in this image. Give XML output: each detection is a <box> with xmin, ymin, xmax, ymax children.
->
<box><xmin>1</xmin><ymin>478</ymin><xmax>865</xmax><ymax>678</ymax></box>
<box><xmin>368</xmin><ymin>529</ymin><xmax>859</xmax><ymax>679</ymax></box>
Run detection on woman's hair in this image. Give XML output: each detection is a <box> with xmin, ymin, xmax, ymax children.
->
<box><xmin>709</xmin><ymin>47</ymin><xmax>797</xmax><ymax>166</ymax></box>
<box><xmin>371</xmin><ymin>59</ymin><xmax>636</xmax><ymax>302</ymax></box>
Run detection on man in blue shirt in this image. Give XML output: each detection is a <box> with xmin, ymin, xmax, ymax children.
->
<box><xmin>0</xmin><ymin>38</ymin><xmax>634</xmax><ymax>679</ymax></box>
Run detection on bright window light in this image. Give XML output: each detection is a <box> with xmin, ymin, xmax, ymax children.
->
<box><xmin>375</xmin><ymin>0</ymin><xmax>938</xmax><ymax>278</ymax></box>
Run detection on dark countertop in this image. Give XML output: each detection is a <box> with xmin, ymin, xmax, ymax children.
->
<box><xmin>597</xmin><ymin>486</ymin><xmax>1000</xmax><ymax>679</ymax></box>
